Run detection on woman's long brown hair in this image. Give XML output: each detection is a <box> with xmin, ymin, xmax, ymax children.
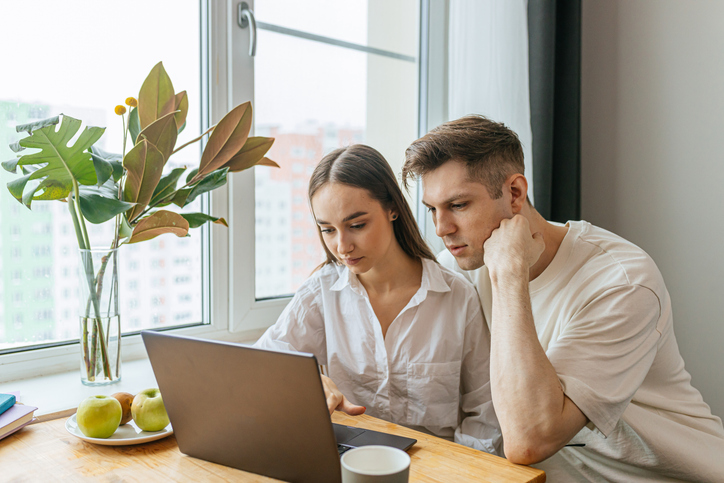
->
<box><xmin>308</xmin><ymin>144</ymin><xmax>436</xmax><ymax>267</ymax></box>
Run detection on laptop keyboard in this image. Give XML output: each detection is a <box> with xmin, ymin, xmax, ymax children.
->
<box><xmin>337</xmin><ymin>444</ymin><xmax>352</xmax><ymax>456</ymax></box>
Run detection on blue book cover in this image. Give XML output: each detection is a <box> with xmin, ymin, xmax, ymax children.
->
<box><xmin>0</xmin><ymin>394</ymin><xmax>16</xmax><ymax>415</ymax></box>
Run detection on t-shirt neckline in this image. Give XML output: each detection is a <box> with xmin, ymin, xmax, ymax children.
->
<box><xmin>529</xmin><ymin>220</ymin><xmax>584</xmax><ymax>293</ymax></box>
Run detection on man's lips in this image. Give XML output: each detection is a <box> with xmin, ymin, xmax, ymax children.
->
<box><xmin>446</xmin><ymin>245</ymin><xmax>467</xmax><ymax>256</ymax></box>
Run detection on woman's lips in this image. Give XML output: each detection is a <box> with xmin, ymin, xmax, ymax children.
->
<box><xmin>343</xmin><ymin>257</ymin><xmax>363</xmax><ymax>266</ymax></box>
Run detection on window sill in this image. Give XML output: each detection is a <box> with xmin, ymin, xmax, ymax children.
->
<box><xmin>0</xmin><ymin>330</ymin><xmax>264</xmax><ymax>423</ymax></box>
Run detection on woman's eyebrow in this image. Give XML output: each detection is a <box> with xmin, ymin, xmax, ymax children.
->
<box><xmin>316</xmin><ymin>211</ymin><xmax>368</xmax><ymax>225</ymax></box>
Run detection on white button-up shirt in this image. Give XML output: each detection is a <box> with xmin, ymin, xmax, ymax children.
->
<box><xmin>255</xmin><ymin>258</ymin><xmax>502</xmax><ymax>455</ymax></box>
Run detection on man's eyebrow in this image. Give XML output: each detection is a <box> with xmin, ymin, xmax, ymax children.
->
<box><xmin>316</xmin><ymin>211</ymin><xmax>367</xmax><ymax>225</ymax></box>
<box><xmin>422</xmin><ymin>194</ymin><xmax>471</xmax><ymax>207</ymax></box>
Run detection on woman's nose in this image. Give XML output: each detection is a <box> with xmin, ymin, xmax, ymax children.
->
<box><xmin>336</xmin><ymin>233</ymin><xmax>353</xmax><ymax>255</ymax></box>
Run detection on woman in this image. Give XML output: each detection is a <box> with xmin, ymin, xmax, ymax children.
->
<box><xmin>255</xmin><ymin>145</ymin><xmax>501</xmax><ymax>454</ymax></box>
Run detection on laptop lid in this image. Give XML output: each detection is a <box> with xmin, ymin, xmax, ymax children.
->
<box><xmin>142</xmin><ymin>330</ymin><xmax>342</xmax><ymax>483</ymax></box>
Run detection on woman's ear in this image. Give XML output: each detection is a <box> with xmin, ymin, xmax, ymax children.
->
<box><xmin>389</xmin><ymin>210</ymin><xmax>398</xmax><ymax>222</ymax></box>
<box><xmin>507</xmin><ymin>174</ymin><xmax>529</xmax><ymax>214</ymax></box>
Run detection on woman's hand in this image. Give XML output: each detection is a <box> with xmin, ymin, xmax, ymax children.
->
<box><xmin>321</xmin><ymin>375</ymin><xmax>366</xmax><ymax>416</ymax></box>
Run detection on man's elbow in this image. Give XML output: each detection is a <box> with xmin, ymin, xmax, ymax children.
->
<box><xmin>503</xmin><ymin>435</ymin><xmax>559</xmax><ymax>465</ymax></box>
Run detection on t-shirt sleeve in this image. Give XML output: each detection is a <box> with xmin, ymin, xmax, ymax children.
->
<box><xmin>253</xmin><ymin>278</ymin><xmax>328</xmax><ymax>365</ymax></box>
<box><xmin>454</xmin><ymin>293</ymin><xmax>504</xmax><ymax>455</ymax></box>
<box><xmin>546</xmin><ymin>284</ymin><xmax>662</xmax><ymax>437</ymax></box>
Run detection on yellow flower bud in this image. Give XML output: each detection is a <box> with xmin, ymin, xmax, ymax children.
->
<box><xmin>114</xmin><ymin>105</ymin><xmax>127</xmax><ymax>115</ymax></box>
<box><xmin>125</xmin><ymin>97</ymin><xmax>138</xmax><ymax>107</ymax></box>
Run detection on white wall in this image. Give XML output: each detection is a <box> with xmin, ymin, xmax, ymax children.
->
<box><xmin>581</xmin><ymin>0</ymin><xmax>724</xmax><ymax>418</ymax></box>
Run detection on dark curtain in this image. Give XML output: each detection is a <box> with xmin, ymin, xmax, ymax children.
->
<box><xmin>528</xmin><ymin>0</ymin><xmax>581</xmax><ymax>222</ymax></box>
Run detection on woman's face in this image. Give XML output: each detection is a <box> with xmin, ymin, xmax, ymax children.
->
<box><xmin>311</xmin><ymin>182</ymin><xmax>397</xmax><ymax>275</ymax></box>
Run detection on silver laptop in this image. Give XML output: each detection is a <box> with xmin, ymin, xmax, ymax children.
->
<box><xmin>142</xmin><ymin>331</ymin><xmax>416</xmax><ymax>483</ymax></box>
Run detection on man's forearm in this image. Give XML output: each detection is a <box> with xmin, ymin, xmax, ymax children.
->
<box><xmin>489</xmin><ymin>265</ymin><xmax>583</xmax><ymax>463</ymax></box>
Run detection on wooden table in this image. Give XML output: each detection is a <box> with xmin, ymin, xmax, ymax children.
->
<box><xmin>0</xmin><ymin>412</ymin><xmax>545</xmax><ymax>482</ymax></box>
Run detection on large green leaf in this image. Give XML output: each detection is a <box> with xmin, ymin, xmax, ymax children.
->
<box><xmin>2</xmin><ymin>157</ymin><xmax>21</xmax><ymax>173</ymax></box>
<box><xmin>194</xmin><ymin>102</ymin><xmax>252</xmax><ymax>181</ymax></box>
<box><xmin>123</xmin><ymin>139</ymin><xmax>165</xmax><ymax>222</ymax></box>
<box><xmin>150</xmin><ymin>167</ymin><xmax>186</xmax><ymax>206</ymax></box>
<box><xmin>15</xmin><ymin>115</ymin><xmax>61</xmax><ymax>134</ymax></box>
<box><xmin>90</xmin><ymin>151</ymin><xmax>113</xmax><ymax>187</ymax></box>
<box><xmin>79</xmin><ymin>179</ymin><xmax>135</xmax><ymax>224</ymax></box>
<box><xmin>138</xmin><ymin>62</ymin><xmax>176</xmax><ymax>130</ymax></box>
<box><xmin>5</xmin><ymin>115</ymin><xmax>104</xmax><ymax>207</ymax></box>
<box><xmin>180</xmin><ymin>212</ymin><xmax>228</xmax><ymax>228</ymax></box>
<box><xmin>222</xmin><ymin>136</ymin><xmax>275</xmax><ymax>172</ymax></box>
<box><xmin>127</xmin><ymin>210</ymin><xmax>189</xmax><ymax>244</ymax></box>
<box><xmin>90</xmin><ymin>146</ymin><xmax>124</xmax><ymax>182</ymax></box>
<box><xmin>181</xmin><ymin>167</ymin><xmax>229</xmax><ymax>207</ymax></box>
<box><xmin>137</xmin><ymin>110</ymin><xmax>178</xmax><ymax>164</ymax></box>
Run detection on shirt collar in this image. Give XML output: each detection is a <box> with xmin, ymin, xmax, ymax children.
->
<box><xmin>329</xmin><ymin>263</ymin><xmax>356</xmax><ymax>292</ymax></box>
<box><xmin>328</xmin><ymin>258</ymin><xmax>451</xmax><ymax>295</ymax></box>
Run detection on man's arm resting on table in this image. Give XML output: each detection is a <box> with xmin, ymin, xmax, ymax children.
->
<box><xmin>489</xmin><ymin>265</ymin><xmax>588</xmax><ymax>464</ymax></box>
<box><xmin>483</xmin><ymin>216</ymin><xmax>588</xmax><ymax>465</ymax></box>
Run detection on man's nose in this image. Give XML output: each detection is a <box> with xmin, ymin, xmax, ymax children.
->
<box><xmin>434</xmin><ymin>211</ymin><xmax>455</xmax><ymax>238</ymax></box>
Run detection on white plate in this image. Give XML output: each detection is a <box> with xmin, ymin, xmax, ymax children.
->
<box><xmin>65</xmin><ymin>414</ymin><xmax>173</xmax><ymax>446</ymax></box>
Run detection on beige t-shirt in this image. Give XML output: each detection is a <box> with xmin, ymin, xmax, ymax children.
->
<box><xmin>440</xmin><ymin>220</ymin><xmax>724</xmax><ymax>482</ymax></box>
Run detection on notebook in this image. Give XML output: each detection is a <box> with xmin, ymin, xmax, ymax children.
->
<box><xmin>0</xmin><ymin>404</ymin><xmax>37</xmax><ymax>440</ymax></box>
<box><xmin>0</xmin><ymin>393</ymin><xmax>16</xmax><ymax>415</ymax></box>
<box><xmin>142</xmin><ymin>330</ymin><xmax>416</xmax><ymax>483</ymax></box>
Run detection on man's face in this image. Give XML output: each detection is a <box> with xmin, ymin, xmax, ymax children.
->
<box><xmin>422</xmin><ymin>160</ymin><xmax>511</xmax><ymax>270</ymax></box>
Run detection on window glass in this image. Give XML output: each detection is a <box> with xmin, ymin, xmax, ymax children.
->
<box><xmin>0</xmin><ymin>0</ymin><xmax>204</xmax><ymax>351</ymax></box>
<box><xmin>255</xmin><ymin>0</ymin><xmax>419</xmax><ymax>57</ymax></box>
<box><xmin>254</xmin><ymin>1</ymin><xmax>420</xmax><ymax>299</ymax></box>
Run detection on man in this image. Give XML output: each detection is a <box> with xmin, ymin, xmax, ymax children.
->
<box><xmin>402</xmin><ymin>115</ymin><xmax>724</xmax><ymax>482</ymax></box>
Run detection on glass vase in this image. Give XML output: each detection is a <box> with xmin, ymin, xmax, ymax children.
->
<box><xmin>78</xmin><ymin>247</ymin><xmax>122</xmax><ymax>386</ymax></box>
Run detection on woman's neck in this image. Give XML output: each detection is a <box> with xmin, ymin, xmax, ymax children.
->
<box><xmin>357</xmin><ymin>246</ymin><xmax>423</xmax><ymax>296</ymax></box>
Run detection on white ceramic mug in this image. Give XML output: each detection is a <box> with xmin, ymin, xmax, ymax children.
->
<box><xmin>341</xmin><ymin>445</ymin><xmax>411</xmax><ymax>483</ymax></box>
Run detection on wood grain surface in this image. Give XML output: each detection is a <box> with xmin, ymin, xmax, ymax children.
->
<box><xmin>0</xmin><ymin>412</ymin><xmax>545</xmax><ymax>482</ymax></box>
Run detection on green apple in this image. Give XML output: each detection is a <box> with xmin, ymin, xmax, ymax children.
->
<box><xmin>76</xmin><ymin>395</ymin><xmax>122</xmax><ymax>438</ymax></box>
<box><xmin>131</xmin><ymin>388</ymin><xmax>170</xmax><ymax>432</ymax></box>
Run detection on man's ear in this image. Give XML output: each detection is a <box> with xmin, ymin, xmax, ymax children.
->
<box><xmin>507</xmin><ymin>174</ymin><xmax>528</xmax><ymax>214</ymax></box>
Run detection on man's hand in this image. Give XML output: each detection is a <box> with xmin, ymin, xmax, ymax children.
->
<box><xmin>321</xmin><ymin>375</ymin><xmax>366</xmax><ymax>416</ymax></box>
<box><xmin>484</xmin><ymin>215</ymin><xmax>545</xmax><ymax>276</ymax></box>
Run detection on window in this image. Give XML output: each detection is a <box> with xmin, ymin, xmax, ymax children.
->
<box><xmin>241</xmin><ymin>0</ymin><xmax>421</xmax><ymax>299</ymax></box>
<box><xmin>0</xmin><ymin>0</ymin><xmax>426</xmax><ymax>382</ymax></box>
<box><xmin>0</xmin><ymin>1</ymin><xmax>212</xmax><ymax>377</ymax></box>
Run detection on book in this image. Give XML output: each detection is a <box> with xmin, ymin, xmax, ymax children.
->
<box><xmin>0</xmin><ymin>393</ymin><xmax>16</xmax><ymax>415</ymax></box>
<box><xmin>0</xmin><ymin>404</ymin><xmax>37</xmax><ymax>441</ymax></box>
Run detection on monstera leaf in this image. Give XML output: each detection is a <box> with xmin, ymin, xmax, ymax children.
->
<box><xmin>3</xmin><ymin>115</ymin><xmax>104</xmax><ymax>207</ymax></box>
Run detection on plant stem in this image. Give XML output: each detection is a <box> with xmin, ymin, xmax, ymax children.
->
<box><xmin>171</xmin><ymin>124</ymin><xmax>215</xmax><ymax>155</ymax></box>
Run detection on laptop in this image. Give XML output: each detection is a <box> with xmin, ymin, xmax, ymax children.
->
<box><xmin>142</xmin><ymin>331</ymin><xmax>416</xmax><ymax>483</ymax></box>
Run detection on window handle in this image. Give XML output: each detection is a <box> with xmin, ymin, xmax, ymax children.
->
<box><xmin>237</xmin><ymin>1</ymin><xmax>257</xmax><ymax>57</ymax></box>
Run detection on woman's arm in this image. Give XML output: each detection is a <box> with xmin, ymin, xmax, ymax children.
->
<box><xmin>254</xmin><ymin>277</ymin><xmax>364</xmax><ymax>415</ymax></box>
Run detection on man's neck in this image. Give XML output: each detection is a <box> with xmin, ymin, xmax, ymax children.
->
<box><xmin>523</xmin><ymin>207</ymin><xmax>569</xmax><ymax>281</ymax></box>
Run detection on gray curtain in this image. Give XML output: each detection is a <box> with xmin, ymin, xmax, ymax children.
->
<box><xmin>528</xmin><ymin>0</ymin><xmax>581</xmax><ymax>222</ymax></box>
